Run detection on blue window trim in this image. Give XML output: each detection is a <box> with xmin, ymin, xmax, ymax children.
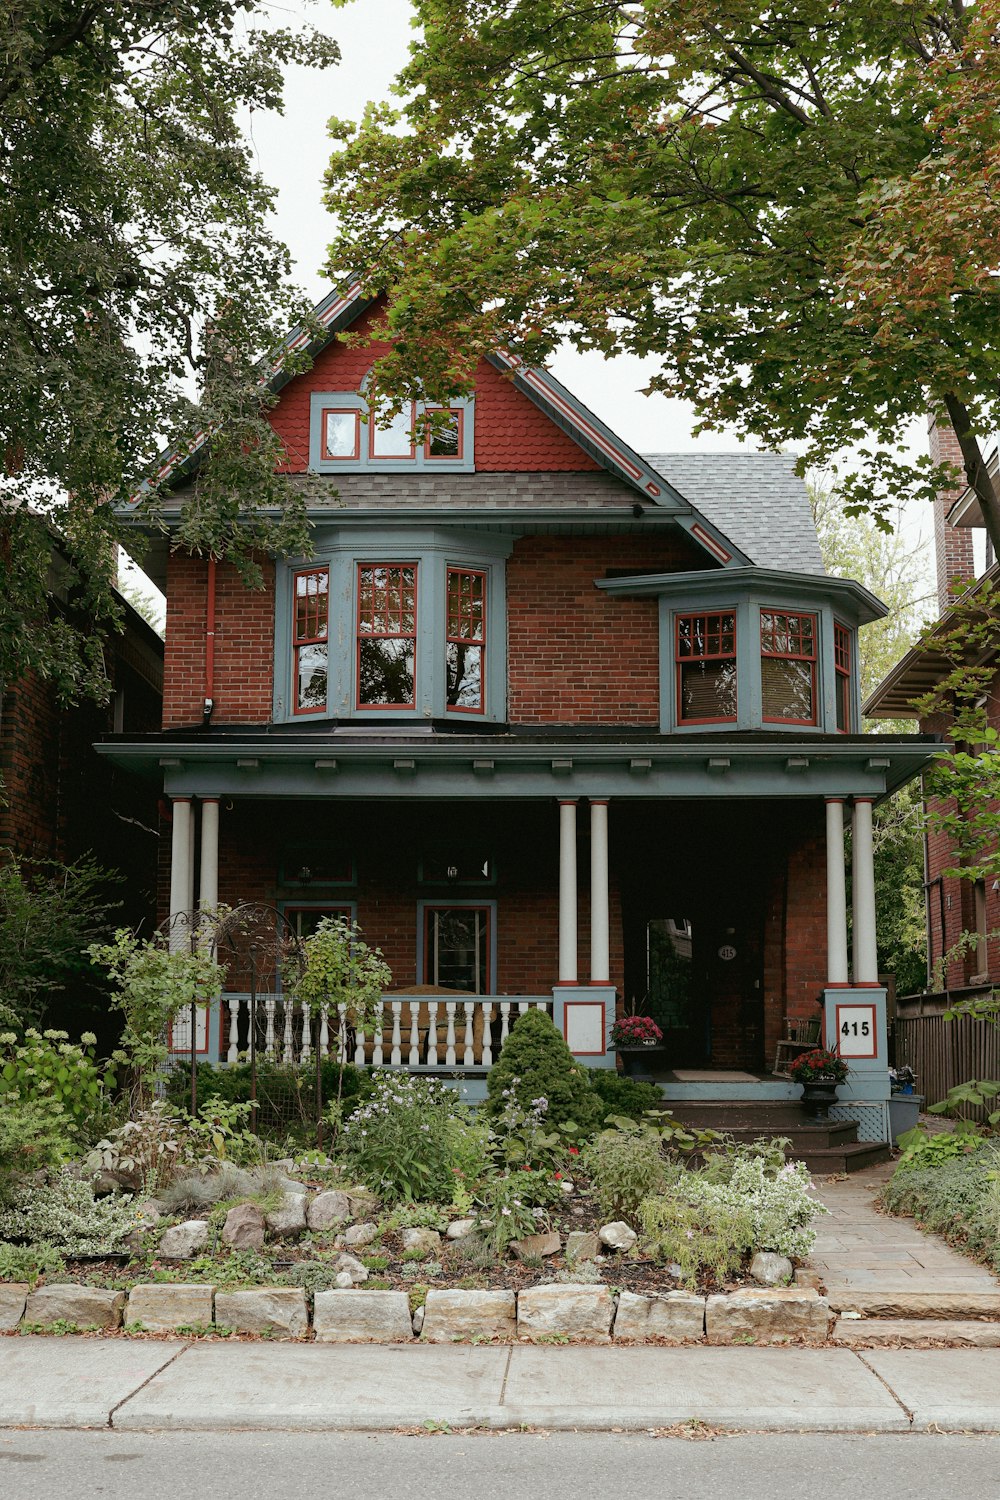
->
<box><xmin>308</xmin><ymin>391</ymin><xmax>476</xmax><ymax>474</ymax></box>
<box><xmin>416</xmin><ymin>898</ymin><xmax>499</xmax><ymax>994</ymax></box>
<box><xmin>273</xmin><ymin>526</ymin><xmax>512</xmax><ymax>724</ymax></box>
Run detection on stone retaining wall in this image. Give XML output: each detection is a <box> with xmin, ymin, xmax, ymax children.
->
<box><xmin>3</xmin><ymin>1282</ymin><xmax>832</xmax><ymax>1344</ymax></box>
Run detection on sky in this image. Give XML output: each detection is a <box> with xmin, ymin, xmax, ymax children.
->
<box><xmin>127</xmin><ymin>0</ymin><xmax>944</xmax><ymax>619</ymax></box>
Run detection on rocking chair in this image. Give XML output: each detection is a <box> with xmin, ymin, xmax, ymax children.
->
<box><xmin>773</xmin><ymin>1017</ymin><xmax>822</xmax><ymax>1078</ymax></box>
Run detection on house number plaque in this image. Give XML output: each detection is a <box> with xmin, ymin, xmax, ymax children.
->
<box><xmin>835</xmin><ymin>1003</ymin><xmax>878</xmax><ymax>1059</ymax></box>
<box><xmin>717</xmin><ymin>944</ymin><xmax>737</xmax><ymax>962</ymax></box>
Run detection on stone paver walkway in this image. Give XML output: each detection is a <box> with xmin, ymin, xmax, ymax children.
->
<box><xmin>808</xmin><ymin>1159</ymin><xmax>999</xmax><ymax>1293</ymax></box>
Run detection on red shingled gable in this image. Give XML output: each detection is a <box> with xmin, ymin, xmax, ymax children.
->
<box><xmin>269</xmin><ymin>303</ymin><xmax>600</xmax><ymax>474</ymax></box>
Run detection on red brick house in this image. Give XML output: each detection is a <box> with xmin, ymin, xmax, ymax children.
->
<box><xmin>101</xmin><ymin>282</ymin><xmax>935</xmax><ymax>1141</ymax></box>
<box><xmin>867</xmin><ymin>416</ymin><xmax>1000</xmax><ymax>1002</ymax></box>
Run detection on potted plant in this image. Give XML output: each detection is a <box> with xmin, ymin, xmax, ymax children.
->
<box><xmin>788</xmin><ymin>1046</ymin><xmax>848</xmax><ymax>1119</ymax></box>
<box><xmin>610</xmin><ymin>1015</ymin><xmax>664</xmax><ymax>1049</ymax></box>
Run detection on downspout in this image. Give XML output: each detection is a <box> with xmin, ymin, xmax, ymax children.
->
<box><xmin>203</xmin><ymin>555</ymin><xmax>216</xmax><ymax>724</ymax></box>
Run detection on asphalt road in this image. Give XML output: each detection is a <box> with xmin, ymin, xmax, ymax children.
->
<box><xmin>1</xmin><ymin>1430</ymin><xmax>999</xmax><ymax>1500</ymax></box>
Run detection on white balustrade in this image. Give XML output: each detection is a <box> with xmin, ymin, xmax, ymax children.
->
<box><xmin>227</xmin><ymin>995</ymin><xmax>240</xmax><ymax>1064</ymax></box>
<box><xmin>481</xmin><ymin>1001</ymin><xmax>494</xmax><ymax>1067</ymax></box>
<box><xmin>282</xmin><ymin>1001</ymin><xmax>294</xmax><ymax>1064</ymax></box>
<box><xmin>300</xmin><ymin>1001</ymin><xmax>311</xmax><ymax>1065</ymax></box>
<box><xmin>463</xmin><ymin>1002</ymin><xmax>474</xmax><ymax>1067</ymax></box>
<box><xmin>264</xmin><ymin>997</ymin><xmax>276</xmax><ymax>1060</ymax></box>
<box><xmin>319</xmin><ymin>1005</ymin><xmax>329</xmax><ymax>1059</ymax></box>
<box><xmin>390</xmin><ymin>1000</ymin><xmax>403</xmax><ymax>1066</ymax></box>
<box><xmin>444</xmin><ymin>1002</ymin><xmax>457</xmax><ymax>1066</ymax></box>
<box><xmin>427</xmin><ymin>1001</ymin><xmax>439</xmax><ymax>1065</ymax></box>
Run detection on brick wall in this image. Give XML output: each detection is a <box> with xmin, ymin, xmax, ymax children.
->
<box><xmin>269</xmin><ymin>304</ymin><xmax>601</xmax><ymax>474</ymax></box>
<box><xmin>507</xmin><ymin>533</ymin><xmax>705</xmax><ymax>725</ymax></box>
<box><xmin>163</xmin><ymin>554</ymin><xmax>275</xmax><ymax>728</ymax></box>
<box><xmin>929</xmin><ymin>413</ymin><xmax>976</xmax><ymax>612</ymax></box>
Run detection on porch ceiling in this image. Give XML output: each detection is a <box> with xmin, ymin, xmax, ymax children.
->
<box><xmin>95</xmin><ymin>730</ymin><xmax>936</xmax><ymax>803</ymax></box>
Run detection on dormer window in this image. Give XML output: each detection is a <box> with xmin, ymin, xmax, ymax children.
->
<box><xmin>309</xmin><ymin>392</ymin><xmax>474</xmax><ymax>473</ymax></box>
<box><xmin>676</xmin><ymin>612</ymin><xmax>737</xmax><ymax>724</ymax></box>
<box><xmin>320</xmin><ymin>408</ymin><xmax>361</xmax><ymax>462</ymax></box>
<box><xmin>760</xmin><ymin>610</ymin><xmax>817</xmax><ymax>726</ymax></box>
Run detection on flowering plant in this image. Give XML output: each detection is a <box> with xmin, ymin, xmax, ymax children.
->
<box><xmin>610</xmin><ymin>1015</ymin><xmax>663</xmax><ymax>1047</ymax></box>
<box><xmin>341</xmin><ymin>1071</ymin><xmax>472</xmax><ymax>1204</ymax></box>
<box><xmin>789</xmin><ymin>1047</ymin><xmax>849</xmax><ymax>1084</ymax></box>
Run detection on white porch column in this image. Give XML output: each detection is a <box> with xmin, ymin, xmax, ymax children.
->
<box><xmin>825</xmin><ymin>797</ymin><xmax>849</xmax><ymax>985</ymax></box>
<box><xmin>558</xmin><ymin>799</ymin><xmax>578</xmax><ymax>984</ymax></box>
<box><xmin>852</xmin><ymin>796</ymin><xmax>879</xmax><ymax>983</ymax></box>
<box><xmin>168</xmin><ymin>797</ymin><xmax>193</xmax><ymax>951</ymax></box>
<box><xmin>590</xmin><ymin>799</ymin><xmax>610</xmax><ymax>985</ymax></box>
<box><xmin>199</xmin><ymin>797</ymin><xmax>220</xmax><ymax>913</ymax></box>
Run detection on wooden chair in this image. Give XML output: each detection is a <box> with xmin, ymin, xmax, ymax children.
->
<box><xmin>773</xmin><ymin>1017</ymin><xmax>822</xmax><ymax>1078</ymax></box>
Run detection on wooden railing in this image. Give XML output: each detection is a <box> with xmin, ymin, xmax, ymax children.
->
<box><xmin>219</xmin><ymin>994</ymin><xmax>553</xmax><ymax>1073</ymax></box>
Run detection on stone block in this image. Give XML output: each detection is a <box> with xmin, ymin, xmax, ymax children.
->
<box><xmin>307</xmin><ymin>1191</ymin><xmax>351</xmax><ymax>1232</ymax></box>
<box><xmin>0</xmin><ymin>1283</ymin><xmax>27</xmax><ymax>1331</ymax></box>
<box><xmin>565</xmin><ymin>1231</ymin><xmax>601</xmax><ymax>1264</ymax></box>
<box><xmin>346</xmin><ymin>1189</ymin><xmax>380</xmax><ymax>1219</ymax></box>
<box><xmin>25</xmin><ymin>1285</ymin><xmax>124</xmax><ymax>1331</ymax></box>
<box><xmin>613</xmin><ymin>1290</ymin><xmax>705</xmax><ymax>1342</ymax></box>
<box><xmin>221</xmin><ymin>1202</ymin><xmax>265</xmax><ymax>1250</ymax></box>
<box><xmin>795</xmin><ymin>1268</ymin><xmax>825</xmax><ymax>1291</ymax></box>
<box><xmin>266</xmin><ymin>1193</ymin><xmax>308</xmax><ymax>1240</ymax></box>
<box><xmin>126</xmin><ymin>1283</ymin><xmax>215</xmax><ymax>1332</ymax></box>
<box><xmin>158</xmin><ymin>1219</ymin><xmax>209</xmax><ymax>1258</ymax></box>
<box><xmin>422</xmin><ymin>1290</ymin><xmax>516</xmax><ymax>1342</ymax></box>
<box><xmin>517</xmin><ymin>1283</ymin><xmax>613</xmax><ymax>1342</ymax></box>
<box><xmin>214</xmin><ymin>1288</ymin><xmax>308</xmax><ymax>1338</ymax></box>
<box><xmin>706</xmin><ymin>1288</ymin><xmax>832</xmax><ymax>1343</ymax></box>
<box><xmin>313</xmin><ymin>1289</ymin><xmax>413</xmax><ymax>1343</ymax></box>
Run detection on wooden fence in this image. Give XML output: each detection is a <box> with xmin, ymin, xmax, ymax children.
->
<box><xmin>894</xmin><ymin>999</ymin><xmax>1000</xmax><ymax>1117</ymax></box>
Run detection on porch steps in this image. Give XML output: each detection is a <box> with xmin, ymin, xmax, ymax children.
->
<box><xmin>658</xmin><ymin>1099</ymin><xmax>892</xmax><ymax>1175</ymax></box>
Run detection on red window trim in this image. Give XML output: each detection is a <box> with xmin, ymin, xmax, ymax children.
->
<box><xmin>319</xmin><ymin>408</ymin><xmax>361</xmax><ymax>462</ymax></box>
<box><xmin>760</xmin><ymin>609</ymin><xmax>818</xmax><ymax>727</ymax></box>
<box><xmin>292</xmin><ymin>566</ymin><xmax>329</xmax><ymax>717</ymax></box>
<box><xmin>368</xmin><ymin>399</ymin><xmax>416</xmax><ymax>461</ymax></box>
<box><xmin>355</xmin><ymin>562</ymin><xmax>418</xmax><ymax>711</ymax></box>
<box><xmin>423</xmin><ymin>903</ymin><xmax>493</xmax><ymax>995</ymax></box>
<box><xmin>834</xmin><ymin>621</ymin><xmax>852</xmax><ymax>734</ymax></box>
<box><xmin>425</xmin><ymin>407</ymin><xmax>465</xmax><ymax>462</ymax></box>
<box><xmin>674</xmin><ymin>611</ymin><xmax>738</xmax><ymax>726</ymax></box>
<box><xmin>445</xmin><ymin>566</ymin><xmax>486</xmax><ymax>715</ymax></box>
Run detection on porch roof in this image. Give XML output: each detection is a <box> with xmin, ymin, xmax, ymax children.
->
<box><xmin>95</xmin><ymin>725</ymin><xmax>937</xmax><ymax>802</ymax></box>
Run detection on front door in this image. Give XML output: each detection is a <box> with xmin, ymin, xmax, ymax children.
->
<box><xmin>697</xmin><ymin>914</ymin><xmax>764</xmax><ymax>1071</ymax></box>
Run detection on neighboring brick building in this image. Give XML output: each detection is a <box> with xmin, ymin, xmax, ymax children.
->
<box><xmin>101</xmin><ymin>281</ymin><xmax>934</xmax><ymax>1133</ymax></box>
<box><xmin>867</xmin><ymin>422</ymin><xmax>1000</xmax><ymax>1000</ymax></box>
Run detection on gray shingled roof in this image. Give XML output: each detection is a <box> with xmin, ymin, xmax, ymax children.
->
<box><xmin>642</xmin><ymin>452</ymin><xmax>825</xmax><ymax>575</ymax></box>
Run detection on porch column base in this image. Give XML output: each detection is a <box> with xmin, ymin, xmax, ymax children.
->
<box><xmin>822</xmin><ymin>985</ymin><xmax>890</xmax><ymax>1103</ymax></box>
<box><xmin>551</xmin><ymin>985</ymin><xmax>616</xmax><ymax>1068</ymax></box>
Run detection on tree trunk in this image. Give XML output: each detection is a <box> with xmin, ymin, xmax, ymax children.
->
<box><xmin>942</xmin><ymin>392</ymin><xmax>1000</xmax><ymax>560</ymax></box>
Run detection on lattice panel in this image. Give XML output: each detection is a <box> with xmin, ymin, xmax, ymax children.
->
<box><xmin>829</xmin><ymin>1101</ymin><xmax>890</xmax><ymax>1144</ymax></box>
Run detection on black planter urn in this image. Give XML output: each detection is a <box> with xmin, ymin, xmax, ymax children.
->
<box><xmin>800</xmin><ymin>1079</ymin><xmax>840</xmax><ymax>1119</ymax></box>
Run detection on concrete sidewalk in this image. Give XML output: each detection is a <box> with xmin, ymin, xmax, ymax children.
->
<box><xmin>2</xmin><ymin>1337</ymin><xmax>1000</xmax><ymax>1433</ymax></box>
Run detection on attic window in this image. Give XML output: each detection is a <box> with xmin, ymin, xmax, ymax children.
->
<box><xmin>426</xmin><ymin>408</ymin><xmax>463</xmax><ymax>458</ymax></box>
<box><xmin>309</xmin><ymin>391</ymin><xmax>475</xmax><ymax>473</ymax></box>
<box><xmin>320</xmin><ymin>409</ymin><xmax>360</xmax><ymax>461</ymax></box>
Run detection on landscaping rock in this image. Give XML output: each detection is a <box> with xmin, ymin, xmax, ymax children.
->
<box><xmin>335</xmin><ymin>1272</ymin><xmax>353</xmax><ymax>1289</ymax></box>
<box><xmin>157</xmin><ymin>1219</ymin><xmax>209</xmax><ymax>1259</ymax></box>
<box><xmin>422</xmin><ymin>1289</ymin><xmax>516</xmax><ymax>1342</ymax></box>
<box><xmin>214</xmin><ymin>1288</ymin><xmax>308</xmax><ymax>1338</ymax></box>
<box><xmin>25</xmin><ymin>1285</ymin><xmax>124</xmax><ymax>1331</ymax></box>
<box><xmin>334</xmin><ymin>1252</ymin><xmax>369</xmax><ymax>1285</ymax></box>
<box><xmin>266</xmin><ymin>1192</ymin><xmax>308</xmax><ymax>1240</ymax></box>
<box><xmin>517</xmin><ymin>1283</ymin><xmax>614</xmax><ymax>1342</ymax></box>
<box><xmin>565</xmin><ymin>1231</ymin><xmax>601</xmax><ymax>1264</ymax></box>
<box><xmin>342</xmin><ymin>1222</ymin><xmax>379</xmax><ymax>1248</ymax></box>
<box><xmin>0</xmin><ymin>1284</ymin><xmax>27</xmax><ymax>1331</ymax></box>
<box><xmin>126</xmin><ymin>1284</ymin><xmax>214</xmax><ymax>1332</ymax></box>
<box><xmin>134</xmin><ymin>1200</ymin><xmax>163</xmax><ymax>1229</ymax></box>
<box><xmin>91</xmin><ymin>1167</ymin><xmax>131</xmax><ymax>1196</ymax></box>
<box><xmin>706</xmin><ymin>1288</ymin><xmax>832</xmax><ymax>1343</ymax></box>
<box><xmin>313</xmin><ymin>1289</ymin><xmax>413</xmax><ymax>1342</ymax></box>
<box><xmin>446</xmin><ymin>1218</ymin><xmax>477</xmax><ymax>1241</ymax></box>
<box><xmin>613</xmin><ymin>1290</ymin><xmax>706</xmax><ymax>1342</ymax></box>
<box><xmin>795</xmin><ymin>1268</ymin><xmax>825</xmax><ymax>1291</ymax></box>
<box><xmin>560</xmin><ymin>1180</ymin><xmax>574</xmax><ymax>1195</ymax></box>
<box><xmin>412</xmin><ymin>1305</ymin><xmax>425</xmax><ymax>1335</ymax></box>
<box><xmin>400</xmin><ymin>1227</ymin><xmax>441</xmax><ymax>1257</ymax></box>
<box><xmin>750</xmin><ymin>1252</ymin><xmax>794</xmax><ymax>1287</ymax></box>
<box><xmin>599</xmin><ymin>1222</ymin><xmax>638</xmax><ymax>1253</ymax></box>
<box><xmin>511</xmin><ymin>1231</ymin><xmax>561</xmax><ymax>1260</ymax></box>
<box><xmin>307</xmin><ymin>1190</ymin><xmax>351</xmax><ymax>1232</ymax></box>
<box><xmin>221</xmin><ymin>1202</ymin><xmax>266</xmax><ymax>1251</ymax></box>
<box><xmin>346</xmin><ymin>1189</ymin><xmax>380</xmax><ymax>1219</ymax></box>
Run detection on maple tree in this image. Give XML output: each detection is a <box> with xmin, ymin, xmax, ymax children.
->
<box><xmin>325</xmin><ymin>0</ymin><xmax>1000</xmax><ymax>553</ymax></box>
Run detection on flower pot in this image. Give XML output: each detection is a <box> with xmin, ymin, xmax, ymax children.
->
<box><xmin>799</xmin><ymin>1078</ymin><xmax>840</xmax><ymax>1119</ymax></box>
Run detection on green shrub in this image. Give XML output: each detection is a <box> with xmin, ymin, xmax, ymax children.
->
<box><xmin>587</xmin><ymin>1070</ymin><xmax>663</xmax><ymax>1123</ymax></box>
<box><xmin>0</xmin><ymin>1172</ymin><xmax>138</xmax><ymax>1257</ymax></box>
<box><xmin>0</xmin><ymin>1100</ymin><xmax>74</xmax><ymax>1204</ymax></box>
<box><xmin>485</xmin><ymin>1008</ymin><xmax>600</xmax><ymax>1133</ymax></box>
<box><xmin>473</xmin><ymin>1170</ymin><xmax>554</xmax><ymax>1255</ymax></box>
<box><xmin>0</xmin><ymin>1028</ymin><xmax>117</xmax><ymax>1136</ymax></box>
<box><xmin>582</xmin><ymin>1124</ymin><xmax>670</xmax><ymax>1220</ymax></box>
<box><xmin>639</xmin><ymin>1191</ymin><xmax>753</xmax><ymax>1287</ymax></box>
<box><xmin>341</xmin><ymin>1072</ymin><xmax>467</xmax><ymax>1203</ymax></box>
<box><xmin>881</xmin><ymin>1142</ymin><xmax>1000</xmax><ymax>1271</ymax></box>
<box><xmin>0</xmin><ymin>1241</ymin><xmax>66</xmax><ymax>1285</ymax></box>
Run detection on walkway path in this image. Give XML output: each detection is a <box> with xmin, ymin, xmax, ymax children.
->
<box><xmin>808</xmin><ymin>1160</ymin><xmax>999</xmax><ymax>1295</ymax></box>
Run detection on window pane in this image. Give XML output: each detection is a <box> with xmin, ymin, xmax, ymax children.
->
<box><xmin>370</xmin><ymin>402</ymin><xmax>414</xmax><ymax>458</ymax></box>
<box><xmin>323</xmin><ymin>411</ymin><xmax>357</xmax><ymax>459</ymax></box>
<box><xmin>762</xmin><ymin>657</ymin><xmax>814</xmax><ymax>721</ymax></box>
<box><xmin>359</xmin><ymin>565</ymin><xmax>416</xmax><ymax>633</ymax></box>
<box><xmin>427</xmin><ymin>908</ymin><xmax>488</xmax><ymax>993</ymax></box>
<box><xmin>295</xmin><ymin>570</ymin><xmax>328</xmax><ymax>642</ymax></box>
<box><xmin>680</xmin><ymin>659</ymin><xmax>737</xmax><ymax>720</ymax></box>
<box><xmin>836</xmin><ymin>676</ymin><xmax>848</xmax><ymax>733</ymax></box>
<box><xmin>428</xmin><ymin>409</ymin><xmax>461</xmax><ymax>457</ymax></box>
<box><xmin>297</xmin><ymin>643</ymin><xmax>328</xmax><ymax>711</ymax></box>
<box><xmin>286</xmin><ymin>906</ymin><xmax>351</xmax><ymax>940</ymax></box>
<box><xmin>358</xmin><ymin>636</ymin><xmax>415</xmax><ymax>705</ymax></box>
<box><xmin>446</xmin><ymin>642</ymin><xmax>482</xmax><ymax>708</ymax></box>
<box><xmin>447</xmin><ymin>569</ymin><xmax>484</xmax><ymax>641</ymax></box>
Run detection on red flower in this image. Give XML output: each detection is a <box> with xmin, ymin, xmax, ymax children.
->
<box><xmin>553</xmin><ymin>1171</ymin><xmax>563</xmax><ymax>1180</ymax></box>
<box><xmin>568</xmin><ymin>1146</ymin><xmax>579</xmax><ymax>1155</ymax></box>
<box><xmin>522</xmin><ymin>1164</ymin><xmax>532</xmax><ymax>1171</ymax></box>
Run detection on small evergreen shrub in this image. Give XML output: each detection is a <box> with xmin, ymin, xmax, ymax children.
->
<box><xmin>587</xmin><ymin>1069</ymin><xmax>662</xmax><ymax>1123</ymax></box>
<box><xmin>485</xmin><ymin>1008</ymin><xmax>601</xmax><ymax>1132</ymax></box>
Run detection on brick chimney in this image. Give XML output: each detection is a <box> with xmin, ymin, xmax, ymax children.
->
<box><xmin>929</xmin><ymin>412</ymin><xmax>976</xmax><ymax>613</ymax></box>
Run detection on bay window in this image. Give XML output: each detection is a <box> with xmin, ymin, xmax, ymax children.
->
<box><xmin>445</xmin><ymin>567</ymin><xmax>485</xmax><ymax>712</ymax></box>
<box><xmin>676</xmin><ymin>612</ymin><xmax>737</xmax><ymax>724</ymax></box>
<box><xmin>834</xmin><ymin>621</ymin><xmax>852</xmax><ymax>732</ymax></box>
<box><xmin>293</xmin><ymin>568</ymin><xmax>329</xmax><ymax>715</ymax></box>
<box><xmin>760</xmin><ymin>610</ymin><xmax>817</xmax><ymax>725</ymax></box>
<box><xmin>356</xmin><ymin>564</ymin><xmax>417</xmax><ymax>708</ymax></box>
